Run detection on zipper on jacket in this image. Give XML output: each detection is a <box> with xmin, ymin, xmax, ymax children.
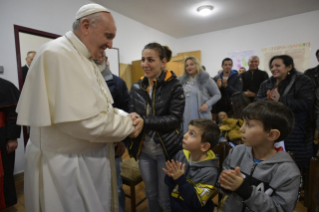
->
<box><xmin>152</xmin><ymin>80</ymin><xmax>170</xmax><ymax>160</ymax></box>
<box><xmin>241</xmin><ymin>163</ymin><xmax>257</xmax><ymax>212</ymax></box>
<box><xmin>152</xmin><ymin>81</ymin><xmax>157</xmax><ymax>115</ymax></box>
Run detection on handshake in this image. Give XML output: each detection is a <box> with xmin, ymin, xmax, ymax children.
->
<box><xmin>128</xmin><ymin>112</ymin><xmax>144</xmax><ymax>138</ymax></box>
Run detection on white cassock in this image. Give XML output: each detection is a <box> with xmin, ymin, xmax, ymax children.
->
<box><xmin>16</xmin><ymin>31</ymin><xmax>134</xmax><ymax>212</ymax></box>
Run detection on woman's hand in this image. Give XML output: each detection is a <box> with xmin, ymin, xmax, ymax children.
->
<box><xmin>129</xmin><ymin>117</ymin><xmax>144</xmax><ymax>138</ymax></box>
<box><xmin>267</xmin><ymin>89</ymin><xmax>280</xmax><ymax>102</ymax></box>
<box><xmin>199</xmin><ymin>103</ymin><xmax>209</xmax><ymax>113</ymax></box>
<box><xmin>270</xmin><ymin>88</ymin><xmax>280</xmax><ymax>102</ymax></box>
<box><xmin>128</xmin><ymin>112</ymin><xmax>141</xmax><ymax>122</ymax></box>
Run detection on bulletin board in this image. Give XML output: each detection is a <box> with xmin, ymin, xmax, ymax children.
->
<box><xmin>260</xmin><ymin>42</ymin><xmax>311</xmax><ymax>75</ymax></box>
<box><xmin>228</xmin><ymin>50</ymin><xmax>256</xmax><ymax>70</ymax></box>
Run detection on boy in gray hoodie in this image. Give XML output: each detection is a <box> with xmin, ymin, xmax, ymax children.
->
<box><xmin>163</xmin><ymin>119</ymin><xmax>220</xmax><ymax>212</ymax></box>
<box><xmin>219</xmin><ymin>101</ymin><xmax>302</xmax><ymax>212</ymax></box>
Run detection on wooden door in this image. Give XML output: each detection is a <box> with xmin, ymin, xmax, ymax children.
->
<box><xmin>131</xmin><ymin>60</ymin><xmax>144</xmax><ymax>85</ymax></box>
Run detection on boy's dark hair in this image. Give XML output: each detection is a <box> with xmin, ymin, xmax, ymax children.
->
<box><xmin>242</xmin><ymin>101</ymin><xmax>294</xmax><ymax>142</ymax></box>
<box><xmin>316</xmin><ymin>49</ymin><xmax>319</xmax><ymax>57</ymax></box>
<box><xmin>230</xmin><ymin>91</ymin><xmax>251</xmax><ymax>119</ymax></box>
<box><xmin>189</xmin><ymin>119</ymin><xmax>220</xmax><ymax>150</ymax></box>
<box><xmin>222</xmin><ymin>57</ymin><xmax>233</xmax><ymax>66</ymax></box>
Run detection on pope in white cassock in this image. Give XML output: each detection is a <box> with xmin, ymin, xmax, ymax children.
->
<box><xmin>16</xmin><ymin>3</ymin><xmax>144</xmax><ymax>212</ymax></box>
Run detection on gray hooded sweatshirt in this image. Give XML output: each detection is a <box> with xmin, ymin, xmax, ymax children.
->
<box><xmin>219</xmin><ymin>144</ymin><xmax>302</xmax><ymax>212</ymax></box>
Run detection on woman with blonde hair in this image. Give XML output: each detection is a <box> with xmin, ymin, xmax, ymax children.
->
<box><xmin>179</xmin><ymin>56</ymin><xmax>221</xmax><ymax>133</ymax></box>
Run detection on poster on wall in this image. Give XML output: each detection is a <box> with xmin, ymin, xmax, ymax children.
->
<box><xmin>228</xmin><ymin>50</ymin><xmax>256</xmax><ymax>70</ymax></box>
<box><xmin>260</xmin><ymin>42</ymin><xmax>311</xmax><ymax>75</ymax></box>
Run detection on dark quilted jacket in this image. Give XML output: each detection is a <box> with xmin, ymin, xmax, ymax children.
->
<box><xmin>129</xmin><ymin>70</ymin><xmax>185</xmax><ymax>160</ymax></box>
<box><xmin>255</xmin><ymin>69</ymin><xmax>315</xmax><ymax>167</ymax></box>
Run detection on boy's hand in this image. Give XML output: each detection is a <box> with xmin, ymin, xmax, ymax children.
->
<box><xmin>162</xmin><ymin>160</ymin><xmax>186</xmax><ymax>180</ymax></box>
<box><xmin>163</xmin><ymin>161</ymin><xmax>173</xmax><ymax>175</ymax></box>
<box><xmin>219</xmin><ymin>167</ymin><xmax>244</xmax><ymax>191</ymax></box>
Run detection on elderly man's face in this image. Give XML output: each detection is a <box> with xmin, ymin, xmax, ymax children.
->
<box><xmin>87</xmin><ymin>13</ymin><xmax>117</xmax><ymax>60</ymax></box>
<box><xmin>26</xmin><ymin>52</ymin><xmax>36</xmax><ymax>66</ymax></box>
<box><xmin>248</xmin><ymin>57</ymin><xmax>259</xmax><ymax>70</ymax></box>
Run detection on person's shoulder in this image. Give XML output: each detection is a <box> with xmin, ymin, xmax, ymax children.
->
<box><xmin>0</xmin><ymin>78</ymin><xmax>17</xmax><ymax>90</ymax></box>
<box><xmin>228</xmin><ymin>144</ymin><xmax>249</xmax><ymax>158</ymax></box>
<box><xmin>296</xmin><ymin>71</ymin><xmax>313</xmax><ymax>84</ymax></box>
<box><xmin>304</xmin><ymin>66</ymin><xmax>317</xmax><ymax>75</ymax></box>
<box><xmin>0</xmin><ymin>77</ymin><xmax>10</xmax><ymax>86</ymax></box>
<box><xmin>174</xmin><ymin>149</ymin><xmax>187</xmax><ymax>160</ymax></box>
<box><xmin>112</xmin><ymin>75</ymin><xmax>125</xmax><ymax>84</ymax></box>
<box><xmin>241</xmin><ymin>71</ymin><xmax>248</xmax><ymax>77</ymax></box>
<box><xmin>261</xmin><ymin>70</ymin><xmax>269</xmax><ymax>76</ymax></box>
<box><xmin>213</xmin><ymin>74</ymin><xmax>220</xmax><ymax>81</ymax></box>
<box><xmin>272</xmin><ymin>151</ymin><xmax>301</xmax><ymax>175</ymax></box>
<box><xmin>39</xmin><ymin>37</ymin><xmax>73</xmax><ymax>58</ymax></box>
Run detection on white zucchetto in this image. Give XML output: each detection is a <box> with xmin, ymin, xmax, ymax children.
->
<box><xmin>75</xmin><ymin>3</ymin><xmax>110</xmax><ymax>20</ymax></box>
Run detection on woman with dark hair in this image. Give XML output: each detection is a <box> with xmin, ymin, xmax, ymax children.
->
<box><xmin>129</xmin><ymin>43</ymin><xmax>185</xmax><ymax>212</ymax></box>
<box><xmin>255</xmin><ymin>55</ymin><xmax>314</xmax><ymax>168</ymax></box>
<box><xmin>179</xmin><ymin>56</ymin><xmax>221</xmax><ymax>133</ymax></box>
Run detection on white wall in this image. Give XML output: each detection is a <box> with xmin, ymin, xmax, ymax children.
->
<box><xmin>175</xmin><ymin>10</ymin><xmax>319</xmax><ymax>77</ymax></box>
<box><xmin>0</xmin><ymin>0</ymin><xmax>177</xmax><ymax>174</ymax></box>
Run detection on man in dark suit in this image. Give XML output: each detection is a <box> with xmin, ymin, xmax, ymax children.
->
<box><xmin>241</xmin><ymin>56</ymin><xmax>269</xmax><ymax>101</ymax></box>
<box><xmin>21</xmin><ymin>51</ymin><xmax>36</xmax><ymax>84</ymax></box>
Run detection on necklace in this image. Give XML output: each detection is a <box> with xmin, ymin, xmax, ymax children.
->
<box><xmin>186</xmin><ymin>76</ymin><xmax>196</xmax><ymax>86</ymax></box>
<box><xmin>64</xmin><ymin>34</ymin><xmax>111</xmax><ymax>109</ymax></box>
<box><xmin>185</xmin><ymin>76</ymin><xmax>196</xmax><ymax>97</ymax></box>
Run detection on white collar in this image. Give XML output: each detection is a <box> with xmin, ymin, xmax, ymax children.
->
<box><xmin>65</xmin><ymin>31</ymin><xmax>92</xmax><ymax>59</ymax></box>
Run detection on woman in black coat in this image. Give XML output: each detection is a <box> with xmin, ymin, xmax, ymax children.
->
<box><xmin>255</xmin><ymin>55</ymin><xmax>314</xmax><ymax>168</ymax></box>
<box><xmin>129</xmin><ymin>43</ymin><xmax>185</xmax><ymax>212</ymax></box>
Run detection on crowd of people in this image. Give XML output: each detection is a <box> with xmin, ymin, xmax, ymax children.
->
<box><xmin>1</xmin><ymin>3</ymin><xmax>319</xmax><ymax>212</ymax></box>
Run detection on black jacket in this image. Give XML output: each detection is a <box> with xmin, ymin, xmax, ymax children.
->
<box><xmin>0</xmin><ymin>78</ymin><xmax>21</xmax><ymax>208</ymax></box>
<box><xmin>129</xmin><ymin>70</ymin><xmax>185</xmax><ymax>160</ymax></box>
<box><xmin>105</xmin><ymin>74</ymin><xmax>130</xmax><ymax>148</ymax></box>
<box><xmin>255</xmin><ymin>69</ymin><xmax>315</xmax><ymax>167</ymax></box>
<box><xmin>106</xmin><ymin>75</ymin><xmax>129</xmax><ymax>113</ymax></box>
<box><xmin>241</xmin><ymin>69</ymin><xmax>269</xmax><ymax>102</ymax></box>
<box><xmin>21</xmin><ymin>65</ymin><xmax>29</xmax><ymax>85</ymax></box>
<box><xmin>213</xmin><ymin>70</ymin><xmax>243</xmax><ymax>114</ymax></box>
<box><xmin>304</xmin><ymin>65</ymin><xmax>319</xmax><ymax>88</ymax></box>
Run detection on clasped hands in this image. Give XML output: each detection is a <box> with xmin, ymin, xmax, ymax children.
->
<box><xmin>128</xmin><ymin>112</ymin><xmax>144</xmax><ymax>138</ymax></box>
<box><xmin>163</xmin><ymin>161</ymin><xmax>244</xmax><ymax>191</ymax></box>
<box><xmin>162</xmin><ymin>160</ymin><xmax>186</xmax><ymax>180</ymax></box>
<box><xmin>219</xmin><ymin>167</ymin><xmax>244</xmax><ymax>191</ymax></box>
<box><xmin>266</xmin><ymin>88</ymin><xmax>280</xmax><ymax>102</ymax></box>
<box><xmin>217</xmin><ymin>78</ymin><xmax>228</xmax><ymax>88</ymax></box>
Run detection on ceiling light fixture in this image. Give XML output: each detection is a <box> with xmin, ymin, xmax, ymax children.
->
<box><xmin>197</xmin><ymin>5</ymin><xmax>214</xmax><ymax>16</ymax></box>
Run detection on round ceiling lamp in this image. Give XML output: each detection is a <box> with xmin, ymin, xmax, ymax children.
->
<box><xmin>197</xmin><ymin>5</ymin><xmax>214</xmax><ymax>16</ymax></box>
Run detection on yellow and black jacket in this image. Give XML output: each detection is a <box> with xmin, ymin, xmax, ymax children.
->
<box><xmin>165</xmin><ymin>149</ymin><xmax>219</xmax><ymax>212</ymax></box>
<box><xmin>129</xmin><ymin>70</ymin><xmax>185</xmax><ymax>160</ymax></box>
